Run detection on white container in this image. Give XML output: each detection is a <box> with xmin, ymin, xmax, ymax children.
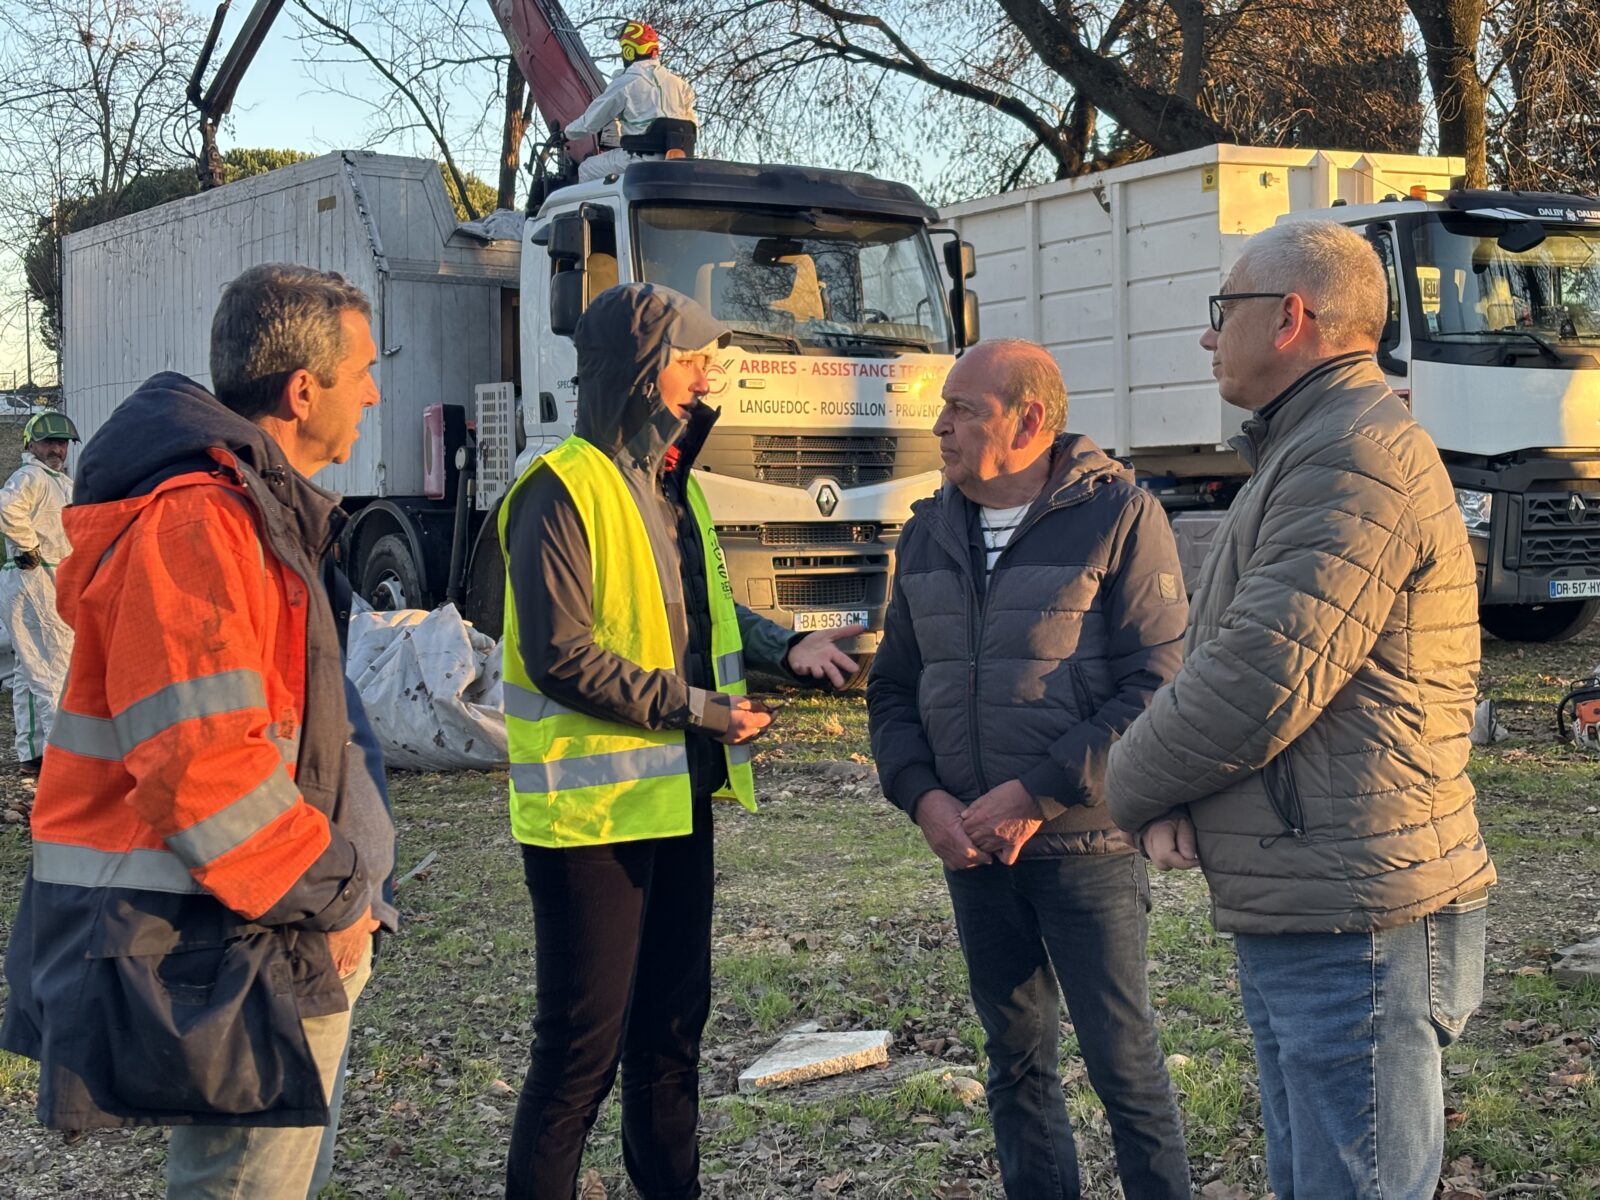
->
<box><xmin>941</xmin><ymin>145</ymin><xmax>1460</xmax><ymax>462</ymax></box>
<box><xmin>62</xmin><ymin>151</ymin><xmax>521</xmax><ymax>500</ymax></box>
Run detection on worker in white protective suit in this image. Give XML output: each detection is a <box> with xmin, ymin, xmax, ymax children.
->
<box><xmin>0</xmin><ymin>412</ymin><xmax>77</xmax><ymax>773</ymax></box>
<box><xmin>565</xmin><ymin>20</ymin><xmax>698</xmax><ymax>182</ymax></box>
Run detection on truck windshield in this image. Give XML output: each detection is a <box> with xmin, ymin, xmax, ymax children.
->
<box><xmin>633</xmin><ymin>205</ymin><xmax>953</xmax><ymax>355</ymax></box>
<box><xmin>1410</xmin><ymin>214</ymin><xmax>1600</xmax><ymax>347</ymax></box>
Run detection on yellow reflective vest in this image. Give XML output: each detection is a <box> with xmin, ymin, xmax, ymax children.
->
<box><xmin>499</xmin><ymin>435</ymin><xmax>757</xmax><ymax>847</ymax></box>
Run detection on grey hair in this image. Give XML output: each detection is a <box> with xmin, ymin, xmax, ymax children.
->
<box><xmin>1234</xmin><ymin>220</ymin><xmax>1388</xmax><ymax>348</ymax></box>
<box><xmin>210</xmin><ymin>263</ymin><xmax>373</xmax><ymax>420</ymax></box>
<box><xmin>980</xmin><ymin>338</ymin><xmax>1069</xmax><ymax>432</ymax></box>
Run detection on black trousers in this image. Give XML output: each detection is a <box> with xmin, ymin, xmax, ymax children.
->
<box><xmin>506</xmin><ymin>802</ymin><xmax>714</xmax><ymax>1199</ymax></box>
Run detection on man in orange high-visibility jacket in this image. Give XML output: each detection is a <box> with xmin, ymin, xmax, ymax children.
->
<box><xmin>1</xmin><ymin>263</ymin><xmax>396</xmax><ymax>1200</ymax></box>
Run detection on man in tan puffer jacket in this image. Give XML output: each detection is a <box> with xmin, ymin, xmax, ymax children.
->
<box><xmin>1105</xmin><ymin>220</ymin><xmax>1495</xmax><ymax>1200</ymax></box>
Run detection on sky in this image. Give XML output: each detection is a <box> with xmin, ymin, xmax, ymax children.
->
<box><xmin>219</xmin><ymin>14</ymin><xmax>514</xmax><ymax>181</ymax></box>
<box><xmin>228</xmin><ymin>38</ymin><xmax>404</xmax><ymax>162</ymax></box>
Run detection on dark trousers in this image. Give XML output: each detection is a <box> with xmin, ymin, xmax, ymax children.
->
<box><xmin>945</xmin><ymin>852</ymin><xmax>1190</xmax><ymax>1199</ymax></box>
<box><xmin>506</xmin><ymin>807</ymin><xmax>714</xmax><ymax>1199</ymax></box>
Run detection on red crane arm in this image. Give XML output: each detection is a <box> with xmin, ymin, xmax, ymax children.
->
<box><xmin>489</xmin><ymin>0</ymin><xmax>607</xmax><ymax>159</ymax></box>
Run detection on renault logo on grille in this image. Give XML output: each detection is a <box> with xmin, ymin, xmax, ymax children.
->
<box><xmin>815</xmin><ymin>482</ymin><xmax>840</xmax><ymax>517</ymax></box>
<box><xmin>1572</xmin><ymin>493</ymin><xmax>1589</xmax><ymax>515</ymax></box>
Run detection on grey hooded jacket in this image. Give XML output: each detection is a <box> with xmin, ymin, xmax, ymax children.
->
<box><xmin>868</xmin><ymin>433</ymin><xmax>1188</xmax><ymax>856</ymax></box>
<box><xmin>502</xmin><ymin>283</ymin><xmax>798</xmax><ymax>798</ymax></box>
<box><xmin>1105</xmin><ymin>355</ymin><xmax>1495</xmax><ymax>933</ymax></box>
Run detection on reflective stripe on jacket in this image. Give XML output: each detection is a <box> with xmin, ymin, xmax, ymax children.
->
<box><xmin>500</xmin><ymin>435</ymin><xmax>754</xmax><ymax>847</ymax></box>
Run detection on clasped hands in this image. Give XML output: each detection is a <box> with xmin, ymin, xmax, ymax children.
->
<box><xmin>915</xmin><ymin>779</ymin><xmax>1042</xmax><ymax>869</ymax></box>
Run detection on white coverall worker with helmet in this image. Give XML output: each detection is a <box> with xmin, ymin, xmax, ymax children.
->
<box><xmin>565</xmin><ymin>20</ymin><xmax>698</xmax><ymax>182</ymax></box>
<box><xmin>0</xmin><ymin>412</ymin><xmax>77</xmax><ymax>772</ymax></box>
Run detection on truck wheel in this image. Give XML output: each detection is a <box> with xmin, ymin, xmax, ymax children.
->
<box><xmin>361</xmin><ymin>534</ymin><xmax>424</xmax><ymax>612</ymax></box>
<box><xmin>1480</xmin><ymin>600</ymin><xmax>1600</xmax><ymax>643</ymax></box>
<box><xmin>840</xmin><ymin>653</ymin><xmax>874</xmax><ymax>693</ymax></box>
<box><xmin>463</xmin><ymin>520</ymin><xmax>506</xmax><ymax>640</ymax></box>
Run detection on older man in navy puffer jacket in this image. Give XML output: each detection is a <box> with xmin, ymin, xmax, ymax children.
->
<box><xmin>869</xmin><ymin>338</ymin><xmax>1190</xmax><ymax>1199</ymax></box>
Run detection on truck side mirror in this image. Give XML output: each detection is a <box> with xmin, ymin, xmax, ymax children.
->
<box><xmin>1364</xmin><ymin>224</ymin><xmax>1409</xmax><ymax>377</ymax></box>
<box><xmin>951</xmin><ymin>288</ymin><xmax>980</xmax><ymax>348</ymax></box>
<box><xmin>548</xmin><ymin>210</ymin><xmax>593</xmax><ymax>337</ymax></box>
<box><xmin>550</xmin><ymin>271</ymin><xmax>585</xmax><ymax>337</ymax></box>
<box><xmin>549</xmin><ymin>212</ymin><xmax>590</xmax><ymax>264</ymax></box>
<box><xmin>944</xmin><ymin>239</ymin><xmax>977</xmax><ymax>281</ymax></box>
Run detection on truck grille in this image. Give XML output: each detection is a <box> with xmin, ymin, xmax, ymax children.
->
<box><xmin>696</xmin><ymin>430</ymin><xmax>943</xmax><ymax>488</ymax></box>
<box><xmin>754</xmin><ymin>435</ymin><xmax>896</xmax><ymax>487</ymax></box>
<box><xmin>776</xmin><ymin>575</ymin><xmax>869</xmax><ymax>608</ymax></box>
<box><xmin>1520</xmin><ymin>491</ymin><xmax>1600</xmax><ymax>569</ymax></box>
<box><xmin>760</xmin><ymin>522</ymin><xmax>880</xmax><ymax>546</ymax></box>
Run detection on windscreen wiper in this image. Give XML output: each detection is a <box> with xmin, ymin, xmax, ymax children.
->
<box><xmin>815</xmin><ymin>331</ymin><xmax>933</xmax><ymax>353</ymax></box>
<box><xmin>1431</xmin><ymin>328</ymin><xmax>1563</xmax><ymax>363</ymax></box>
<box><xmin>725</xmin><ymin>326</ymin><xmax>802</xmax><ymax>353</ymax></box>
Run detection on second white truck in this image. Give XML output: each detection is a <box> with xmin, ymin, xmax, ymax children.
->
<box><xmin>945</xmin><ymin>144</ymin><xmax>1600</xmax><ymax>642</ymax></box>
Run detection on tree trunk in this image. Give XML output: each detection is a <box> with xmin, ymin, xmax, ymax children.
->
<box><xmin>197</xmin><ymin>118</ymin><xmax>226</xmax><ymax>190</ymax></box>
<box><xmin>1166</xmin><ymin>0</ymin><xmax>1207</xmax><ymax>103</ymax></box>
<box><xmin>1054</xmin><ymin>95</ymin><xmax>1097</xmax><ymax>178</ymax></box>
<box><xmin>1406</xmin><ymin>0</ymin><xmax>1487</xmax><ymax>186</ymax></box>
<box><xmin>498</xmin><ymin>59</ymin><xmax>528</xmax><ymax>210</ymax></box>
<box><xmin>998</xmin><ymin>0</ymin><xmax>1233</xmax><ymax>154</ymax></box>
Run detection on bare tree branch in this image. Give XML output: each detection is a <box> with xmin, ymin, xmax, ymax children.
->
<box><xmin>292</xmin><ymin>0</ymin><xmax>482</xmax><ymax>216</ymax></box>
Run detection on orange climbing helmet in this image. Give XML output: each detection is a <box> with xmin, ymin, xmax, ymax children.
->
<box><xmin>619</xmin><ymin>20</ymin><xmax>660</xmax><ymax>63</ymax></box>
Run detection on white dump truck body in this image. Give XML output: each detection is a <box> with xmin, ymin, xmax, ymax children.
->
<box><xmin>62</xmin><ymin>151</ymin><xmax>520</xmax><ymax>499</ymax></box>
<box><xmin>941</xmin><ymin>144</ymin><xmax>1460</xmax><ymax>461</ymax></box>
<box><xmin>944</xmin><ymin>145</ymin><xmax>1600</xmax><ymax>641</ymax></box>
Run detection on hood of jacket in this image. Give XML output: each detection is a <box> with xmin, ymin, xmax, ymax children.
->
<box><xmin>79</xmin><ymin>372</ymin><xmax>315</xmax><ymax>502</ymax></box>
<box><xmin>72</xmin><ymin>372</ymin><xmax>344</xmax><ymax>571</ymax></box>
<box><xmin>572</xmin><ymin>283</ymin><xmax>729</xmax><ymax>470</ymax></box>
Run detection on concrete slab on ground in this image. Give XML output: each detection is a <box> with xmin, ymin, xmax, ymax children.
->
<box><xmin>1554</xmin><ymin>936</ymin><xmax>1600</xmax><ymax>985</ymax></box>
<box><xmin>737</xmin><ymin>1029</ymin><xmax>892</xmax><ymax>1093</ymax></box>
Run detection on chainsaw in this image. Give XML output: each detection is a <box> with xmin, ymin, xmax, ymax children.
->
<box><xmin>1557</xmin><ymin>678</ymin><xmax>1600</xmax><ymax>749</ymax></box>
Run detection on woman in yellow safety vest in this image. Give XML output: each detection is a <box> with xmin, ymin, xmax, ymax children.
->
<box><xmin>499</xmin><ymin>283</ymin><xmax>862</xmax><ymax>1198</ymax></box>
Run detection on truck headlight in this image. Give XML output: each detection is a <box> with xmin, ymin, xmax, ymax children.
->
<box><xmin>1455</xmin><ymin>489</ymin><xmax>1492</xmax><ymax>536</ymax></box>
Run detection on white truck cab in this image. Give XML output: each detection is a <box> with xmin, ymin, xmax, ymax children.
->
<box><xmin>506</xmin><ymin>159</ymin><xmax>978</xmax><ymax>669</ymax></box>
<box><xmin>1304</xmin><ymin>190</ymin><xmax>1600</xmax><ymax>639</ymax></box>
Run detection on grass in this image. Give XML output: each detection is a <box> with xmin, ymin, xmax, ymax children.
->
<box><xmin>1</xmin><ymin>627</ymin><xmax>1599</xmax><ymax>1195</ymax></box>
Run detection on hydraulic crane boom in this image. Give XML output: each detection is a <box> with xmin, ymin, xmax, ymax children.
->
<box><xmin>488</xmin><ymin>0</ymin><xmax>607</xmax><ymax>163</ymax></box>
<box><xmin>189</xmin><ymin>0</ymin><xmax>289</xmax><ymax>188</ymax></box>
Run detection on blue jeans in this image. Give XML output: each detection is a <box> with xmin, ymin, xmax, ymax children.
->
<box><xmin>1233</xmin><ymin>893</ymin><xmax>1488</xmax><ymax>1199</ymax></box>
<box><xmin>945</xmin><ymin>852</ymin><xmax>1189</xmax><ymax>1199</ymax></box>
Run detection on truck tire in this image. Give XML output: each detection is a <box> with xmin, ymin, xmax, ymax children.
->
<box><xmin>1480</xmin><ymin>600</ymin><xmax>1600</xmax><ymax>643</ymax></box>
<box><xmin>361</xmin><ymin>533</ymin><xmax>424</xmax><ymax>612</ymax></box>
<box><xmin>840</xmin><ymin>653</ymin><xmax>874</xmax><ymax>693</ymax></box>
<box><xmin>463</xmin><ymin>519</ymin><xmax>507</xmax><ymax>640</ymax></box>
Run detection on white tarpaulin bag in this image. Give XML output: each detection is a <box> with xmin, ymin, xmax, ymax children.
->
<box><xmin>347</xmin><ymin>603</ymin><xmax>507</xmax><ymax>770</ymax></box>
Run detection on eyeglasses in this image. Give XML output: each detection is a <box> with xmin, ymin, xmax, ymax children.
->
<box><xmin>1208</xmin><ymin>293</ymin><xmax>1318</xmax><ymax>332</ymax></box>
